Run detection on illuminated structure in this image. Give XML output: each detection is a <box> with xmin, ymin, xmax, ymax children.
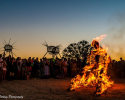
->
<box><xmin>0</xmin><ymin>39</ymin><xmax>16</xmax><ymax>57</ymax></box>
<box><xmin>42</xmin><ymin>41</ymin><xmax>61</xmax><ymax>58</ymax></box>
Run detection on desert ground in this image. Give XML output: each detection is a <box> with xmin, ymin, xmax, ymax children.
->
<box><xmin>0</xmin><ymin>78</ymin><xmax>125</xmax><ymax>100</ymax></box>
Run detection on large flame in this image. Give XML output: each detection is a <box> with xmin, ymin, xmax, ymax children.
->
<box><xmin>93</xmin><ymin>34</ymin><xmax>107</xmax><ymax>42</ymax></box>
<box><xmin>68</xmin><ymin>34</ymin><xmax>114</xmax><ymax>96</ymax></box>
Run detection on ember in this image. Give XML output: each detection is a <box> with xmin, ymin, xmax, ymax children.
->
<box><xmin>67</xmin><ymin>35</ymin><xmax>114</xmax><ymax>96</ymax></box>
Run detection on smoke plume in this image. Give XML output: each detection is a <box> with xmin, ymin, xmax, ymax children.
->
<box><xmin>106</xmin><ymin>12</ymin><xmax>125</xmax><ymax>61</ymax></box>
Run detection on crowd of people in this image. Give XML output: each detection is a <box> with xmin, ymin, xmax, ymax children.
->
<box><xmin>0</xmin><ymin>54</ymin><xmax>87</xmax><ymax>82</ymax></box>
<box><xmin>0</xmin><ymin>54</ymin><xmax>125</xmax><ymax>83</ymax></box>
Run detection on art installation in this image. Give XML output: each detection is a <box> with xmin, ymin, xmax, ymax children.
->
<box><xmin>0</xmin><ymin>39</ymin><xmax>16</xmax><ymax>57</ymax></box>
<box><xmin>42</xmin><ymin>41</ymin><xmax>61</xmax><ymax>58</ymax></box>
<box><xmin>67</xmin><ymin>35</ymin><xmax>114</xmax><ymax>96</ymax></box>
<box><xmin>62</xmin><ymin>40</ymin><xmax>93</xmax><ymax>59</ymax></box>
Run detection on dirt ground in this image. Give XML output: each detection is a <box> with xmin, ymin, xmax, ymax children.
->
<box><xmin>0</xmin><ymin>78</ymin><xmax>125</xmax><ymax>100</ymax></box>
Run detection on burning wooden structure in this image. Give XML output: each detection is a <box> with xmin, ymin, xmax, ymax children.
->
<box><xmin>67</xmin><ymin>35</ymin><xmax>114</xmax><ymax>96</ymax></box>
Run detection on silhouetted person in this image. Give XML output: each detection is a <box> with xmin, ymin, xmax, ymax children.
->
<box><xmin>50</xmin><ymin>58</ymin><xmax>54</xmax><ymax>78</ymax></box>
<box><xmin>0</xmin><ymin>54</ymin><xmax>3</xmax><ymax>82</ymax></box>
<box><xmin>33</xmin><ymin>58</ymin><xmax>39</xmax><ymax>77</ymax></box>
<box><xmin>44</xmin><ymin>59</ymin><xmax>50</xmax><ymax>78</ymax></box>
<box><xmin>6</xmin><ymin>55</ymin><xmax>12</xmax><ymax>81</ymax></box>
<box><xmin>40</xmin><ymin>59</ymin><xmax>44</xmax><ymax>78</ymax></box>
<box><xmin>119</xmin><ymin>57</ymin><xmax>125</xmax><ymax>78</ymax></box>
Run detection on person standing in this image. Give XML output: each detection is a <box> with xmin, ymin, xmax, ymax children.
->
<box><xmin>34</xmin><ymin>58</ymin><xmax>39</xmax><ymax>77</ymax></box>
<box><xmin>50</xmin><ymin>58</ymin><xmax>54</xmax><ymax>78</ymax></box>
<box><xmin>16</xmin><ymin>57</ymin><xmax>21</xmax><ymax>79</ymax></box>
<box><xmin>26</xmin><ymin>58</ymin><xmax>32</xmax><ymax>79</ymax></box>
<box><xmin>10</xmin><ymin>58</ymin><xmax>16</xmax><ymax>80</ymax></box>
<box><xmin>6</xmin><ymin>55</ymin><xmax>12</xmax><ymax>80</ymax></box>
<box><xmin>56</xmin><ymin>58</ymin><xmax>64</xmax><ymax>79</ymax></box>
<box><xmin>62</xmin><ymin>58</ymin><xmax>68</xmax><ymax>78</ymax></box>
<box><xmin>2</xmin><ymin>58</ymin><xmax>7</xmax><ymax>80</ymax></box>
<box><xmin>39</xmin><ymin>59</ymin><xmax>44</xmax><ymax>78</ymax></box>
<box><xmin>71</xmin><ymin>60</ymin><xmax>77</xmax><ymax>77</ymax></box>
<box><xmin>44</xmin><ymin>59</ymin><xmax>50</xmax><ymax>78</ymax></box>
<box><xmin>54</xmin><ymin>58</ymin><xmax>60</xmax><ymax>76</ymax></box>
<box><xmin>0</xmin><ymin>54</ymin><xmax>3</xmax><ymax>82</ymax></box>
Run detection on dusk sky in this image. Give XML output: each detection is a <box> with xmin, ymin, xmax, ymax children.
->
<box><xmin>1</xmin><ymin>0</ymin><xmax>125</xmax><ymax>60</ymax></box>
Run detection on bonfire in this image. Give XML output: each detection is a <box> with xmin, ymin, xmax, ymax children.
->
<box><xmin>67</xmin><ymin>35</ymin><xmax>114</xmax><ymax>96</ymax></box>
